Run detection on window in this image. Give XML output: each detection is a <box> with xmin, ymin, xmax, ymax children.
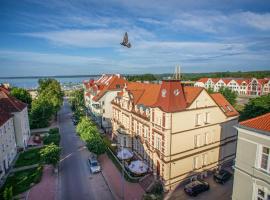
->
<box><xmin>205</xmin><ymin>132</ymin><xmax>212</xmax><ymax>145</ymax></box>
<box><xmin>255</xmin><ymin>185</ymin><xmax>270</xmax><ymax>200</ymax></box>
<box><xmin>194</xmin><ymin>135</ymin><xmax>201</xmax><ymax>147</ymax></box>
<box><xmin>193</xmin><ymin>156</ymin><xmax>200</xmax><ymax>169</ymax></box>
<box><xmin>202</xmin><ymin>154</ymin><xmax>208</xmax><ymax>166</ymax></box>
<box><xmin>205</xmin><ymin>112</ymin><xmax>210</xmax><ymax>124</ymax></box>
<box><xmin>195</xmin><ymin>114</ymin><xmax>203</xmax><ymax>126</ymax></box>
<box><xmin>144</xmin><ymin>127</ymin><xmax>148</xmax><ymax>138</ymax></box>
<box><xmin>260</xmin><ymin>146</ymin><xmax>270</xmax><ymax>173</ymax></box>
<box><xmin>155</xmin><ymin>135</ymin><xmax>161</xmax><ymax>151</ymax></box>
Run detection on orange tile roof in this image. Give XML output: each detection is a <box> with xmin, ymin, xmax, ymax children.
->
<box><xmin>197</xmin><ymin>78</ymin><xmax>208</xmax><ymax>83</ymax></box>
<box><xmin>184</xmin><ymin>86</ymin><xmax>204</xmax><ymax>106</ymax></box>
<box><xmin>240</xmin><ymin>113</ymin><xmax>270</xmax><ymax>132</ymax></box>
<box><xmin>126</xmin><ymin>82</ymin><xmax>161</xmax><ymax>106</ymax></box>
<box><xmin>210</xmin><ymin>93</ymin><xmax>239</xmax><ymax>117</ymax></box>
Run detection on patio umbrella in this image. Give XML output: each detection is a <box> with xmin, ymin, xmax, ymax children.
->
<box><xmin>128</xmin><ymin>160</ymin><xmax>148</xmax><ymax>174</ymax></box>
<box><xmin>117</xmin><ymin>148</ymin><xmax>133</xmax><ymax>160</ymax></box>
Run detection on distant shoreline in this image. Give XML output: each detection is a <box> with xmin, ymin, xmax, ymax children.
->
<box><xmin>0</xmin><ymin>75</ymin><xmax>100</xmax><ymax>79</ymax></box>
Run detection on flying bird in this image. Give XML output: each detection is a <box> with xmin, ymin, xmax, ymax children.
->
<box><xmin>120</xmin><ymin>32</ymin><xmax>131</xmax><ymax>48</ymax></box>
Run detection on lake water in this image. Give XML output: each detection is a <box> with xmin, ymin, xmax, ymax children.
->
<box><xmin>0</xmin><ymin>76</ymin><xmax>98</xmax><ymax>89</ymax></box>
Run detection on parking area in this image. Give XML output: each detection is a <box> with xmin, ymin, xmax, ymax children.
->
<box><xmin>168</xmin><ymin>173</ymin><xmax>233</xmax><ymax>200</ymax></box>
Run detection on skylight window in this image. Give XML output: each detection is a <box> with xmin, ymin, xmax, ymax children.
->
<box><xmin>226</xmin><ymin>105</ymin><xmax>232</xmax><ymax>111</ymax></box>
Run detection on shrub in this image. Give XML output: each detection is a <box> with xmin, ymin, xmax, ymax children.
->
<box><xmin>43</xmin><ymin>134</ymin><xmax>60</xmax><ymax>146</ymax></box>
<box><xmin>48</xmin><ymin>128</ymin><xmax>59</xmax><ymax>135</ymax></box>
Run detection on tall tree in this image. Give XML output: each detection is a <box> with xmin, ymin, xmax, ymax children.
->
<box><xmin>30</xmin><ymin>98</ymin><xmax>54</xmax><ymax>128</ymax></box>
<box><xmin>218</xmin><ymin>87</ymin><xmax>237</xmax><ymax>106</ymax></box>
<box><xmin>10</xmin><ymin>87</ymin><xmax>32</xmax><ymax>106</ymax></box>
<box><xmin>40</xmin><ymin>143</ymin><xmax>61</xmax><ymax>168</ymax></box>
<box><xmin>240</xmin><ymin>94</ymin><xmax>270</xmax><ymax>121</ymax></box>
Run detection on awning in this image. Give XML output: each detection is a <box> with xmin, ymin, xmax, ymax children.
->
<box><xmin>117</xmin><ymin>148</ymin><xmax>134</xmax><ymax>160</ymax></box>
<box><xmin>128</xmin><ymin>160</ymin><xmax>148</xmax><ymax>174</ymax></box>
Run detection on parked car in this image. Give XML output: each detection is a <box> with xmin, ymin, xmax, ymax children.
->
<box><xmin>88</xmin><ymin>154</ymin><xmax>101</xmax><ymax>173</ymax></box>
<box><xmin>213</xmin><ymin>169</ymin><xmax>232</xmax><ymax>184</ymax></box>
<box><xmin>184</xmin><ymin>180</ymin><xmax>210</xmax><ymax>196</ymax></box>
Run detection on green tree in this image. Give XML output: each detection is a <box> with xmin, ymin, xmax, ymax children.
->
<box><xmin>86</xmin><ymin>135</ymin><xmax>106</xmax><ymax>155</ymax></box>
<box><xmin>218</xmin><ymin>87</ymin><xmax>237</xmax><ymax>106</ymax></box>
<box><xmin>207</xmin><ymin>87</ymin><xmax>215</xmax><ymax>94</ymax></box>
<box><xmin>3</xmin><ymin>186</ymin><xmax>13</xmax><ymax>200</ymax></box>
<box><xmin>240</xmin><ymin>94</ymin><xmax>270</xmax><ymax>121</ymax></box>
<box><xmin>76</xmin><ymin>117</ymin><xmax>105</xmax><ymax>155</ymax></box>
<box><xmin>30</xmin><ymin>98</ymin><xmax>54</xmax><ymax>128</ymax></box>
<box><xmin>69</xmin><ymin>89</ymin><xmax>84</xmax><ymax>111</ymax></box>
<box><xmin>40</xmin><ymin>143</ymin><xmax>61</xmax><ymax>167</ymax></box>
<box><xmin>10</xmin><ymin>87</ymin><xmax>32</xmax><ymax>106</ymax></box>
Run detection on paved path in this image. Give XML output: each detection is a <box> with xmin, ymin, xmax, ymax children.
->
<box><xmin>28</xmin><ymin>165</ymin><xmax>56</xmax><ymax>200</ymax></box>
<box><xmin>58</xmin><ymin>99</ymin><xmax>113</xmax><ymax>200</ymax></box>
<box><xmin>100</xmin><ymin>154</ymin><xmax>144</xmax><ymax>200</ymax></box>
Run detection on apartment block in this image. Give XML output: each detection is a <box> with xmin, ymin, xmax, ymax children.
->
<box><xmin>232</xmin><ymin>113</ymin><xmax>270</xmax><ymax>200</ymax></box>
<box><xmin>111</xmin><ymin>79</ymin><xmax>239</xmax><ymax>190</ymax></box>
<box><xmin>194</xmin><ymin>77</ymin><xmax>270</xmax><ymax>96</ymax></box>
<box><xmin>83</xmin><ymin>74</ymin><xmax>127</xmax><ymax>133</ymax></box>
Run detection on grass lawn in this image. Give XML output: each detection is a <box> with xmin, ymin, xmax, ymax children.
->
<box><xmin>14</xmin><ymin>148</ymin><xmax>43</xmax><ymax>168</ymax></box>
<box><xmin>0</xmin><ymin>166</ymin><xmax>43</xmax><ymax>197</ymax></box>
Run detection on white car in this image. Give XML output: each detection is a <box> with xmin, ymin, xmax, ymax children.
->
<box><xmin>88</xmin><ymin>154</ymin><xmax>101</xmax><ymax>173</ymax></box>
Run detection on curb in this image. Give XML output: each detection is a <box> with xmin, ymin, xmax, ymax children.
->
<box><xmin>101</xmin><ymin>170</ymin><xmax>120</xmax><ymax>200</ymax></box>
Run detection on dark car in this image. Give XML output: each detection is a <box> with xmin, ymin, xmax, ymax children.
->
<box><xmin>184</xmin><ymin>180</ymin><xmax>210</xmax><ymax>196</ymax></box>
<box><xmin>213</xmin><ymin>169</ymin><xmax>232</xmax><ymax>184</ymax></box>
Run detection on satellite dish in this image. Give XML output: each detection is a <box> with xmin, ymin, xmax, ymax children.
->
<box><xmin>120</xmin><ymin>32</ymin><xmax>131</xmax><ymax>48</ymax></box>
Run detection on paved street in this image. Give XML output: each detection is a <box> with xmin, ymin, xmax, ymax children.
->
<box><xmin>58</xmin><ymin>99</ymin><xmax>113</xmax><ymax>200</ymax></box>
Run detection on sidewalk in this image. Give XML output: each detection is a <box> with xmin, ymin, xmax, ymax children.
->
<box><xmin>99</xmin><ymin>154</ymin><xmax>144</xmax><ymax>200</ymax></box>
<box><xmin>28</xmin><ymin>165</ymin><xmax>57</xmax><ymax>200</ymax></box>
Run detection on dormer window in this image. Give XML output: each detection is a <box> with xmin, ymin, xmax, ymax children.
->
<box><xmin>226</xmin><ymin>105</ymin><xmax>232</xmax><ymax>112</ymax></box>
<box><xmin>161</xmin><ymin>89</ymin><xmax>167</xmax><ymax>97</ymax></box>
<box><xmin>174</xmin><ymin>89</ymin><xmax>179</xmax><ymax>96</ymax></box>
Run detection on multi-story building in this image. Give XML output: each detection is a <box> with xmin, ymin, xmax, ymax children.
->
<box><xmin>232</xmin><ymin>113</ymin><xmax>270</xmax><ymax>200</ymax></box>
<box><xmin>111</xmin><ymin>79</ymin><xmax>239</xmax><ymax>190</ymax></box>
<box><xmin>83</xmin><ymin>74</ymin><xmax>127</xmax><ymax>133</ymax></box>
<box><xmin>195</xmin><ymin>78</ymin><xmax>270</xmax><ymax>96</ymax></box>
<box><xmin>0</xmin><ymin>108</ymin><xmax>17</xmax><ymax>180</ymax></box>
<box><xmin>0</xmin><ymin>87</ymin><xmax>30</xmax><ymax>148</ymax></box>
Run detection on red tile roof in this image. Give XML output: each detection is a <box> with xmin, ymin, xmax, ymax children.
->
<box><xmin>0</xmin><ymin>90</ymin><xmax>27</xmax><ymax>113</ymax></box>
<box><xmin>153</xmin><ymin>80</ymin><xmax>187</xmax><ymax>112</ymax></box>
<box><xmin>197</xmin><ymin>78</ymin><xmax>208</xmax><ymax>83</ymax></box>
<box><xmin>210</xmin><ymin>93</ymin><xmax>239</xmax><ymax>117</ymax></box>
<box><xmin>0</xmin><ymin>107</ymin><xmax>13</xmax><ymax>127</ymax></box>
<box><xmin>240</xmin><ymin>113</ymin><xmax>270</xmax><ymax>132</ymax></box>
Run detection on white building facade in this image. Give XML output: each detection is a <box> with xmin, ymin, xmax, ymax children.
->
<box><xmin>195</xmin><ymin>78</ymin><xmax>270</xmax><ymax>96</ymax></box>
<box><xmin>0</xmin><ymin>112</ymin><xmax>17</xmax><ymax>180</ymax></box>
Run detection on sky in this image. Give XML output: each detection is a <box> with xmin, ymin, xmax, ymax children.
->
<box><xmin>0</xmin><ymin>0</ymin><xmax>270</xmax><ymax>76</ymax></box>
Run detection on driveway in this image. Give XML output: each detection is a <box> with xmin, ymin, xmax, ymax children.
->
<box><xmin>168</xmin><ymin>174</ymin><xmax>233</xmax><ymax>200</ymax></box>
<box><xmin>58</xmin><ymin>99</ymin><xmax>113</xmax><ymax>200</ymax></box>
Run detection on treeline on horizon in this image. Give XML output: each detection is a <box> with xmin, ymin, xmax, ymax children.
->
<box><xmin>125</xmin><ymin>70</ymin><xmax>270</xmax><ymax>82</ymax></box>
